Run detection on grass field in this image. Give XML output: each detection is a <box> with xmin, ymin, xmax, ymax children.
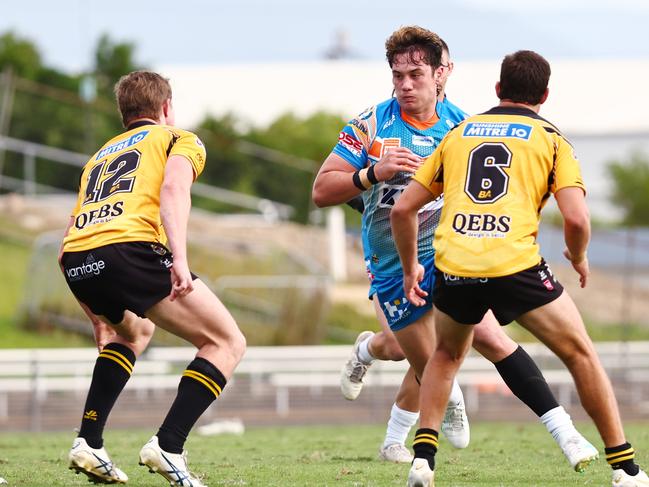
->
<box><xmin>1</xmin><ymin>422</ymin><xmax>648</xmax><ymax>486</ymax></box>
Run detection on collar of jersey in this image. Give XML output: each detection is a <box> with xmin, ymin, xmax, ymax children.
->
<box><xmin>482</xmin><ymin>105</ymin><xmax>539</xmax><ymax>118</ymax></box>
<box><xmin>126</xmin><ymin>120</ymin><xmax>157</xmax><ymax>131</ymax></box>
<box><xmin>400</xmin><ymin>109</ymin><xmax>440</xmax><ymax>130</ymax></box>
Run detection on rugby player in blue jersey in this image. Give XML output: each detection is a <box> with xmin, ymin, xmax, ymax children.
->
<box><xmin>312</xmin><ymin>26</ymin><xmax>597</xmax><ymax>471</ymax></box>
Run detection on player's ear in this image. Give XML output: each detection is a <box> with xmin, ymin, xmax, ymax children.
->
<box><xmin>433</xmin><ymin>65</ymin><xmax>444</xmax><ymax>81</ymax></box>
<box><xmin>162</xmin><ymin>98</ymin><xmax>171</xmax><ymax>118</ymax></box>
<box><xmin>495</xmin><ymin>81</ymin><xmax>501</xmax><ymax>98</ymax></box>
<box><xmin>161</xmin><ymin>98</ymin><xmax>174</xmax><ymax>125</ymax></box>
<box><xmin>539</xmin><ymin>88</ymin><xmax>549</xmax><ymax>105</ymax></box>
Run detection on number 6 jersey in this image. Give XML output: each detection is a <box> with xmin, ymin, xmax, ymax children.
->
<box><xmin>413</xmin><ymin>106</ymin><xmax>585</xmax><ymax>278</ymax></box>
<box><xmin>63</xmin><ymin>121</ymin><xmax>206</xmax><ymax>252</ymax></box>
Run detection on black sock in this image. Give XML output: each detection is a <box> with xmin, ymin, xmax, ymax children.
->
<box><xmin>606</xmin><ymin>442</ymin><xmax>640</xmax><ymax>476</ymax></box>
<box><xmin>157</xmin><ymin>357</ymin><xmax>227</xmax><ymax>454</ymax></box>
<box><xmin>79</xmin><ymin>343</ymin><xmax>135</xmax><ymax>448</ymax></box>
<box><xmin>494</xmin><ymin>345</ymin><xmax>559</xmax><ymax>417</ymax></box>
<box><xmin>413</xmin><ymin>428</ymin><xmax>438</xmax><ymax>470</ymax></box>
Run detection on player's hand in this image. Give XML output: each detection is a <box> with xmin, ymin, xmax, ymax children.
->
<box><xmin>374</xmin><ymin>147</ymin><xmax>423</xmax><ymax>181</ymax></box>
<box><xmin>170</xmin><ymin>259</ymin><xmax>194</xmax><ymax>301</ymax></box>
<box><xmin>563</xmin><ymin>248</ymin><xmax>589</xmax><ymax>288</ymax></box>
<box><xmin>403</xmin><ymin>263</ymin><xmax>428</xmax><ymax>307</ymax></box>
<box><xmin>91</xmin><ymin>319</ymin><xmax>117</xmax><ymax>352</ymax></box>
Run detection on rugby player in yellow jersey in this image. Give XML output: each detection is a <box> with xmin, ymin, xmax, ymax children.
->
<box><xmin>315</xmin><ymin>26</ymin><xmax>596</xmax><ymax>473</ymax></box>
<box><xmin>59</xmin><ymin>71</ymin><xmax>246</xmax><ymax>486</ymax></box>
<box><xmin>392</xmin><ymin>50</ymin><xmax>648</xmax><ymax>487</ymax></box>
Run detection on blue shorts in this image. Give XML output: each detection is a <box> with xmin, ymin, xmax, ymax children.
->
<box><xmin>373</xmin><ymin>255</ymin><xmax>436</xmax><ymax>331</ymax></box>
<box><xmin>365</xmin><ymin>258</ymin><xmax>377</xmax><ymax>299</ymax></box>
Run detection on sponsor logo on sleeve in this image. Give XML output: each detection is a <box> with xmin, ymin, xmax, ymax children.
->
<box><xmin>358</xmin><ymin>106</ymin><xmax>374</xmax><ymax>120</ymax></box>
<box><xmin>349</xmin><ymin>118</ymin><xmax>368</xmax><ymax>136</ymax></box>
<box><xmin>462</xmin><ymin>123</ymin><xmax>532</xmax><ymax>140</ymax></box>
<box><xmin>338</xmin><ymin>131</ymin><xmax>363</xmax><ymax>157</ymax></box>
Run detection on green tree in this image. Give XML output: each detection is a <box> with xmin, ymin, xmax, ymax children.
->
<box><xmin>0</xmin><ymin>32</ymin><xmax>41</xmax><ymax>78</ymax></box>
<box><xmin>608</xmin><ymin>152</ymin><xmax>649</xmax><ymax>225</ymax></box>
<box><xmin>246</xmin><ymin>111</ymin><xmax>345</xmax><ymax>222</ymax></box>
<box><xmin>94</xmin><ymin>34</ymin><xmax>141</xmax><ymax>98</ymax></box>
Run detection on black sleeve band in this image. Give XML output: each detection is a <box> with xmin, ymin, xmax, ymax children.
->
<box><xmin>367</xmin><ymin>164</ymin><xmax>379</xmax><ymax>185</ymax></box>
<box><xmin>346</xmin><ymin>196</ymin><xmax>365</xmax><ymax>214</ymax></box>
<box><xmin>352</xmin><ymin>171</ymin><xmax>368</xmax><ymax>191</ymax></box>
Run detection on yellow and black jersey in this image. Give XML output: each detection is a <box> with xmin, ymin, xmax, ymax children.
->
<box><xmin>414</xmin><ymin>106</ymin><xmax>585</xmax><ymax>278</ymax></box>
<box><xmin>63</xmin><ymin>121</ymin><xmax>206</xmax><ymax>252</ymax></box>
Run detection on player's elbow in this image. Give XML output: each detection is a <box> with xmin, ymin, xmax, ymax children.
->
<box><xmin>563</xmin><ymin>208</ymin><xmax>590</xmax><ymax>233</ymax></box>
<box><xmin>311</xmin><ymin>181</ymin><xmax>333</xmax><ymax>208</ymax></box>
<box><xmin>390</xmin><ymin>197</ymin><xmax>413</xmax><ymax>223</ymax></box>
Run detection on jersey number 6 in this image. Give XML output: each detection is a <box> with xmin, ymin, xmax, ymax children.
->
<box><xmin>464</xmin><ymin>142</ymin><xmax>511</xmax><ymax>204</ymax></box>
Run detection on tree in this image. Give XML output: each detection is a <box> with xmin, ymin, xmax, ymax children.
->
<box><xmin>0</xmin><ymin>32</ymin><xmax>41</xmax><ymax>79</ymax></box>
<box><xmin>246</xmin><ymin>111</ymin><xmax>345</xmax><ymax>222</ymax></box>
<box><xmin>94</xmin><ymin>34</ymin><xmax>141</xmax><ymax>98</ymax></box>
<box><xmin>608</xmin><ymin>152</ymin><xmax>649</xmax><ymax>226</ymax></box>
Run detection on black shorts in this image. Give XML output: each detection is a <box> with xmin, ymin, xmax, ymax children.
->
<box><xmin>61</xmin><ymin>241</ymin><xmax>196</xmax><ymax>324</ymax></box>
<box><xmin>432</xmin><ymin>258</ymin><xmax>564</xmax><ymax>326</ymax></box>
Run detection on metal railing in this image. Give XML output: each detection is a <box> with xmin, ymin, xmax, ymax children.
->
<box><xmin>2</xmin><ymin>343</ymin><xmax>649</xmax><ymax>431</ymax></box>
<box><xmin>0</xmin><ymin>134</ymin><xmax>293</xmax><ymax>222</ymax></box>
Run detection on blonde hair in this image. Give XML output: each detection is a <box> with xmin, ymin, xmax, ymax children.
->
<box><xmin>114</xmin><ymin>71</ymin><xmax>172</xmax><ymax>127</ymax></box>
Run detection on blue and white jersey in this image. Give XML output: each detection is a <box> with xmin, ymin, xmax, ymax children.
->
<box><xmin>333</xmin><ymin>96</ymin><xmax>467</xmax><ymax>277</ymax></box>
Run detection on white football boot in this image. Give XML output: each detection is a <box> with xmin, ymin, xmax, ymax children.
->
<box><xmin>340</xmin><ymin>330</ymin><xmax>374</xmax><ymax>400</ymax></box>
<box><xmin>558</xmin><ymin>434</ymin><xmax>599</xmax><ymax>472</ymax></box>
<box><xmin>407</xmin><ymin>458</ymin><xmax>434</xmax><ymax>487</ymax></box>
<box><xmin>441</xmin><ymin>399</ymin><xmax>470</xmax><ymax>449</ymax></box>
<box><xmin>68</xmin><ymin>437</ymin><xmax>128</xmax><ymax>484</ymax></box>
<box><xmin>612</xmin><ymin>469</ymin><xmax>649</xmax><ymax>487</ymax></box>
<box><xmin>378</xmin><ymin>443</ymin><xmax>413</xmax><ymax>463</ymax></box>
<box><xmin>139</xmin><ymin>436</ymin><xmax>207</xmax><ymax>487</ymax></box>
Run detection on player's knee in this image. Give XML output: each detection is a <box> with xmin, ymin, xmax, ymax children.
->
<box><xmin>383</xmin><ymin>340</ymin><xmax>406</xmax><ymax>361</ymax></box>
<box><xmin>229</xmin><ymin>328</ymin><xmax>247</xmax><ymax>362</ymax></box>
<box><xmin>561</xmin><ymin>339</ymin><xmax>597</xmax><ymax>369</ymax></box>
<box><xmin>370</xmin><ymin>333</ymin><xmax>405</xmax><ymax>361</ymax></box>
<box><xmin>436</xmin><ymin>342</ymin><xmax>466</xmax><ymax>365</ymax></box>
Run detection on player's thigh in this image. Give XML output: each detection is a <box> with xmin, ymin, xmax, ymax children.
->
<box><xmin>393</xmin><ymin>309</ymin><xmax>435</xmax><ymax>378</ymax></box>
<box><xmin>146</xmin><ymin>279</ymin><xmax>242</xmax><ymax>349</ymax></box>
<box><xmin>471</xmin><ymin>310</ymin><xmax>517</xmax><ymax>363</ymax></box>
<box><xmin>516</xmin><ymin>290</ymin><xmax>595</xmax><ymax>360</ymax></box>
<box><xmin>372</xmin><ymin>296</ymin><xmax>404</xmax><ymax>359</ymax></box>
<box><xmin>433</xmin><ymin>306</ymin><xmax>475</xmax><ymax>363</ymax></box>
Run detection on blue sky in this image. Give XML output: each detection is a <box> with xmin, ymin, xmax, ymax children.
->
<box><xmin>1</xmin><ymin>0</ymin><xmax>648</xmax><ymax>73</ymax></box>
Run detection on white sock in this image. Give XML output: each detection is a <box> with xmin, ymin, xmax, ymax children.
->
<box><xmin>448</xmin><ymin>378</ymin><xmax>464</xmax><ymax>405</ymax></box>
<box><xmin>357</xmin><ymin>335</ymin><xmax>375</xmax><ymax>364</ymax></box>
<box><xmin>383</xmin><ymin>403</ymin><xmax>419</xmax><ymax>447</ymax></box>
<box><xmin>540</xmin><ymin>406</ymin><xmax>576</xmax><ymax>444</ymax></box>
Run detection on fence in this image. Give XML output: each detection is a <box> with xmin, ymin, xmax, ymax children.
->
<box><xmin>2</xmin><ymin>343</ymin><xmax>649</xmax><ymax>432</ymax></box>
<box><xmin>0</xmin><ymin>134</ymin><xmax>293</xmax><ymax>222</ymax></box>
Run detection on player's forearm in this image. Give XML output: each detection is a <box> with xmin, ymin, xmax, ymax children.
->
<box><xmin>563</xmin><ymin>216</ymin><xmax>590</xmax><ymax>263</ymax></box>
<box><xmin>160</xmin><ymin>182</ymin><xmax>191</xmax><ymax>262</ymax></box>
<box><xmin>312</xmin><ymin>170</ymin><xmax>367</xmax><ymax>207</ymax></box>
<box><xmin>390</xmin><ymin>205</ymin><xmax>420</xmax><ymax>274</ymax></box>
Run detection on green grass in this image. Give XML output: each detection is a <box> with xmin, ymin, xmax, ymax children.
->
<box><xmin>1</xmin><ymin>422</ymin><xmax>648</xmax><ymax>486</ymax></box>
